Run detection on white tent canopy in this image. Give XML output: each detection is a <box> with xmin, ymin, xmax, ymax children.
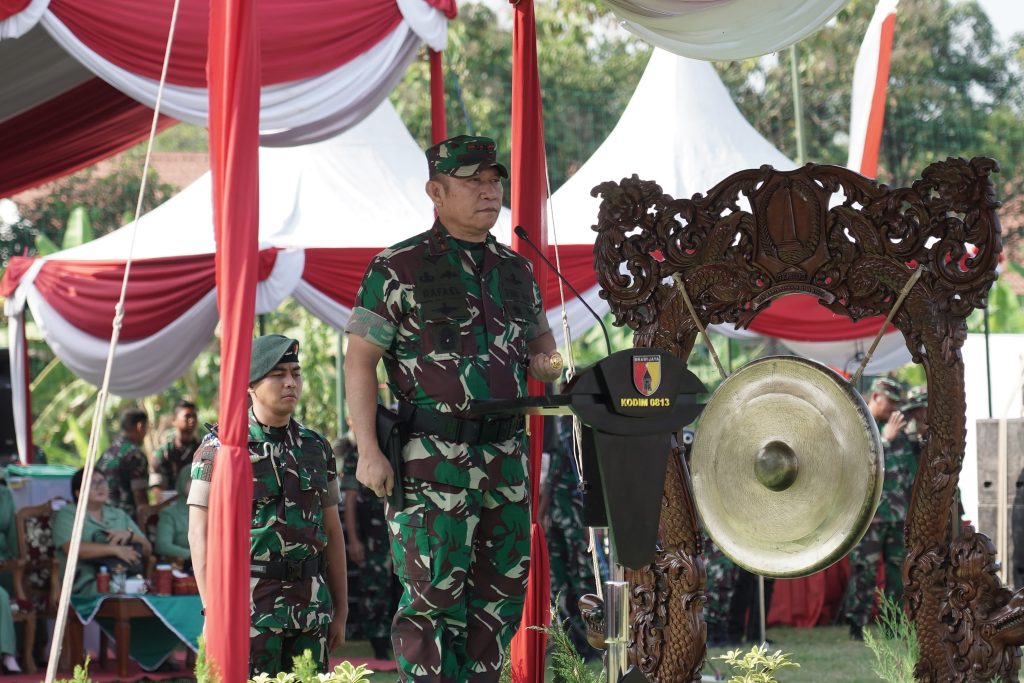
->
<box><xmin>547</xmin><ymin>48</ymin><xmax>911</xmax><ymax>372</ymax></box>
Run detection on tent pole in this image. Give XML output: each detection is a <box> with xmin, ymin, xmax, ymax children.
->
<box><xmin>336</xmin><ymin>331</ymin><xmax>346</xmax><ymax>436</ymax></box>
<box><xmin>984</xmin><ymin>305</ymin><xmax>992</xmax><ymax>418</ymax></box>
<box><xmin>789</xmin><ymin>44</ymin><xmax>806</xmax><ymax>165</ymax></box>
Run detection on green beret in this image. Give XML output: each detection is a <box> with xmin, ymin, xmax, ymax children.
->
<box><xmin>901</xmin><ymin>386</ymin><xmax>928</xmax><ymax>412</ymax></box>
<box><xmin>870</xmin><ymin>377</ymin><xmax>903</xmax><ymax>402</ymax></box>
<box><xmin>249</xmin><ymin>335</ymin><xmax>299</xmax><ymax>383</ymax></box>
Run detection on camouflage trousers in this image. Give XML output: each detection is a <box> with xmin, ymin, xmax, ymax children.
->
<box><xmin>546</xmin><ymin>491</ymin><xmax>595</xmax><ymax>653</ymax></box>
<box><xmin>842</xmin><ymin>519</ymin><xmax>906</xmax><ymax>627</ymax></box>
<box><xmin>356</xmin><ymin>505</ymin><xmax>395</xmax><ymax>640</ymax></box>
<box><xmin>387</xmin><ymin>477</ymin><xmax>531</xmax><ymax>683</ymax></box>
<box><xmin>249</xmin><ymin>624</ymin><xmax>328</xmax><ymax>677</ymax></box>
<box><xmin>704</xmin><ymin>542</ymin><xmax>740</xmax><ymax>637</ymax></box>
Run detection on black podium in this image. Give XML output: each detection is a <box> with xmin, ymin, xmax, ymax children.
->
<box><xmin>470</xmin><ymin>347</ymin><xmax>705</xmax><ymax>569</ymax></box>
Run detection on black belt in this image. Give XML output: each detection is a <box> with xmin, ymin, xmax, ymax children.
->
<box><xmin>251</xmin><ymin>555</ymin><xmax>324</xmax><ymax>582</ymax></box>
<box><xmin>399</xmin><ymin>401</ymin><xmax>524</xmax><ymax>445</ymax></box>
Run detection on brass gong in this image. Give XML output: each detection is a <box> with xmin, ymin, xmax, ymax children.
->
<box><xmin>690</xmin><ymin>356</ymin><xmax>883</xmax><ymax>578</ymax></box>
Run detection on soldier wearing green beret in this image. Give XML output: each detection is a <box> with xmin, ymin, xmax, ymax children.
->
<box><xmin>188</xmin><ymin>335</ymin><xmax>348</xmax><ymax>675</ymax></box>
<box><xmin>345</xmin><ymin>134</ymin><xmax>562</xmax><ymax>681</ymax></box>
<box><xmin>843</xmin><ymin>377</ymin><xmax>918</xmax><ymax>639</ymax></box>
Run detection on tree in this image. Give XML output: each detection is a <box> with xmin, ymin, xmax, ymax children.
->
<box><xmin>714</xmin><ymin>0</ymin><xmax>1019</xmax><ymax>190</ymax></box>
<box><xmin>2</xmin><ymin>147</ymin><xmax>176</xmax><ymax>268</ymax></box>
<box><xmin>389</xmin><ymin>0</ymin><xmax>650</xmax><ymax>193</ymax></box>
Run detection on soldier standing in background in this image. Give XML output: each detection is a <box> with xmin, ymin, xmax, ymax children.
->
<box><xmin>336</xmin><ymin>425</ymin><xmax>396</xmax><ymax>661</ymax></box>
<box><xmin>539</xmin><ymin>415</ymin><xmax>596</xmax><ymax>658</ymax></box>
<box><xmin>345</xmin><ymin>135</ymin><xmax>562</xmax><ymax>681</ymax></box>
<box><xmin>843</xmin><ymin>377</ymin><xmax>917</xmax><ymax>640</ymax></box>
<box><xmin>98</xmin><ymin>407</ymin><xmax>150</xmax><ymax>520</ymax></box>
<box><xmin>188</xmin><ymin>335</ymin><xmax>348</xmax><ymax>675</ymax></box>
<box><xmin>152</xmin><ymin>399</ymin><xmax>199</xmax><ymax>491</ymax></box>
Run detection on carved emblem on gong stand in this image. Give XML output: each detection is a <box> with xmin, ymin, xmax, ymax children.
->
<box><xmin>589</xmin><ymin>158</ymin><xmax>1024</xmax><ymax>682</ymax></box>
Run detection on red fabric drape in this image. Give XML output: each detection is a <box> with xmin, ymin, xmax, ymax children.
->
<box><xmin>858</xmin><ymin>10</ymin><xmax>896</xmax><ymax>179</ymax></box>
<box><xmin>0</xmin><ymin>78</ymin><xmax>174</xmax><ymax>199</ymax></box>
<box><xmin>29</xmin><ymin>250</ymin><xmax>277</xmax><ymax>340</ymax></box>
<box><xmin>49</xmin><ymin>0</ymin><xmax>401</xmax><ymax>87</ymax></box>
<box><xmin>50</xmin><ymin>0</ymin><xmax>399</xmax><ymax>88</ymax></box>
<box><xmin>0</xmin><ymin>256</ymin><xmax>35</xmax><ymax>297</ymax></box>
<box><xmin>746</xmin><ymin>294</ymin><xmax>895</xmax><ymax>342</ymax></box>
<box><xmin>301</xmin><ymin>247</ymin><xmax>380</xmax><ymax>304</ymax></box>
<box><xmin>0</xmin><ymin>0</ymin><xmax>30</xmax><ymax>21</ymax></box>
<box><xmin>425</xmin><ymin>0</ymin><xmax>457</xmax><ymax>20</ymax></box>
<box><xmin>509</xmin><ymin>1</ymin><xmax>549</xmax><ymax>680</ymax></box>
<box><xmin>206</xmin><ymin>0</ymin><xmax>260</xmax><ymax>679</ymax></box>
<box><xmin>768</xmin><ymin>558</ymin><xmax>850</xmax><ymax>628</ymax></box>
<box><xmin>429</xmin><ymin>49</ymin><xmax>447</xmax><ymax>144</ymax></box>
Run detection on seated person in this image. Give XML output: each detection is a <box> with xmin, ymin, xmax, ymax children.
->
<box><xmin>155</xmin><ymin>469</ymin><xmax>191</xmax><ymax>565</ymax></box>
<box><xmin>54</xmin><ymin>468</ymin><xmax>153</xmax><ymax>597</ymax></box>
<box><xmin>0</xmin><ymin>585</ymin><xmax>18</xmax><ymax>673</ymax></box>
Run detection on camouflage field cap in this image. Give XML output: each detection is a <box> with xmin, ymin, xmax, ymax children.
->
<box><xmin>870</xmin><ymin>377</ymin><xmax>903</xmax><ymax>402</ymax></box>
<box><xmin>426</xmin><ymin>135</ymin><xmax>509</xmax><ymax>179</ymax></box>
<box><xmin>902</xmin><ymin>386</ymin><xmax>928</xmax><ymax>412</ymax></box>
<box><xmin>250</xmin><ymin>334</ymin><xmax>299</xmax><ymax>383</ymax></box>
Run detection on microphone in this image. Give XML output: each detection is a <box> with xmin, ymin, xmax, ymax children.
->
<box><xmin>513</xmin><ymin>225</ymin><xmax>612</xmax><ymax>357</ymax></box>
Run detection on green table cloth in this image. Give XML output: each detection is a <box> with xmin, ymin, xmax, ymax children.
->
<box><xmin>71</xmin><ymin>594</ymin><xmax>203</xmax><ymax>670</ymax></box>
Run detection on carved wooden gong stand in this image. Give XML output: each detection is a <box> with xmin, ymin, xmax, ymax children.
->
<box><xmin>590</xmin><ymin>158</ymin><xmax>1024</xmax><ymax>682</ymax></box>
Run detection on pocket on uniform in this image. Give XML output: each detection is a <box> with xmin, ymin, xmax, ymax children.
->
<box><xmin>387</xmin><ymin>509</ymin><xmax>431</xmax><ymax>582</ymax></box>
<box><xmin>250</xmin><ymin>457</ymin><xmax>281</xmax><ymax>500</ymax></box>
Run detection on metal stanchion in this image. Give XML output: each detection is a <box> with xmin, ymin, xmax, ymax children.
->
<box><xmin>605</xmin><ymin>560</ymin><xmax>630</xmax><ymax>683</ymax></box>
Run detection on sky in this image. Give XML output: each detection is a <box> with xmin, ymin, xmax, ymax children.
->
<box><xmin>977</xmin><ymin>0</ymin><xmax>1024</xmax><ymax>45</ymax></box>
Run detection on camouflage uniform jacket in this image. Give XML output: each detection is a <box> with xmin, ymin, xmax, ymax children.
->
<box><xmin>153</xmin><ymin>432</ymin><xmax>199</xmax><ymax>490</ymax></box>
<box><xmin>98</xmin><ymin>435</ymin><xmax>149</xmax><ymax>519</ymax></box>
<box><xmin>347</xmin><ymin>220</ymin><xmax>550</xmax><ymax>490</ymax></box>
<box><xmin>875</xmin><ymin>421</ymin><xmax>919</xmax><ymax>522</ymax></box>
<box><xmin>188</xmin><ymin>408</ymin><xmax>342</xmax><ymax>630</ymax></box>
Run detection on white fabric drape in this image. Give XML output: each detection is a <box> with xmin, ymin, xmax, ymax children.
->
<box><xmin>604</xmin><ymin>0</ymin><xmax>848</xmax><ymax>59</ymax></box>
<box><xmin>26</xmin><ymin>287</ymin><xmax>220</xmax><ymax>397</ymax></box>
<box><xmin>39</xmin><ymin>13</ymin><xmax>424</xmax><ymax>145</ymax></box>
<box><xmin>254</xmin><ymin>249</ymin><xmax>305</xmax><ymax>314</ymax></box>
<box><xmin>0</xmin><ymin>0</ymin><xmax>49</xmax><ymax>39</ymax></box>
<box><xmin>291</xmin><ymin>281</ymin><xmax>353</xmax><ymax>332</ymax></box>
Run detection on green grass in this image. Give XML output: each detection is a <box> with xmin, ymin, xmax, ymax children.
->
<box><xmin>705</xmin><ymin>626</ymin><xmax>882</xmax><ymax>682</ymax></box>
<box><xmin>334</xmin><ymin>625</ymin><xmax>1024</xmax><ymax>682</ymax></box>
<box><xmin>335</xmin><ymin>626</ymin><xmax>873</xmax><ymax>682</ymax></box>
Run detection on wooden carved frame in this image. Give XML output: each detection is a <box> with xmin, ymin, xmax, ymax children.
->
<box><xmin>590</xmin><ymin>158</ymin><xmax>1023</xmax><ymax>682</ymax></box>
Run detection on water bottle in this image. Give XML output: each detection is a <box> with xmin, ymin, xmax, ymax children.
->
<box><xmin>96</xmin><ymin>566</ymin><xmax>110</xmax><ymax>593</ymax></box>
<box><xmin>111</xmin><ymin>564</ymin><xmax>127</xmax><ymax>594</ymax></box>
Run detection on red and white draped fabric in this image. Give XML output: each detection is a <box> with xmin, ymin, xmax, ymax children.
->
<box><xmin>0</xmin><ymin>0</ymin><xmax>454</xmax><ymax>196</ymax></box>
<box><xmin>847</xmin><ymin>0</ymin><xmax>899</xmax><ymax>177</ymax></box>
<box><xmin>602</xmin><ymin>0</ymin><xmax>848</xmax><ymax>59</ymax></box>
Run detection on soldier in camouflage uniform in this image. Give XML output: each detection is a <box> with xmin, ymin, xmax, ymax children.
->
<box><xmin>345</xmin><ymin>134</ymin><xmax>562</xmax><ymax>682</ymax></box>
<box><xmin>98</xmin><ymin>407</ymin><xmax>150</xmax><ymax>520</ymax></box>
<box><xmin>188</xmin><ymin>335</ymin><xmax>348</xmax><ymax>675</ymax></box>
<box><xmin>843</xmin><ymin>377</ymin><xmax>918</xmax><ymax>639</ymax></box>
<box><xmin>703</xmin><ymin>534</ymin><xmax>740</xmax><ymax>645</ymax></box>
<box><xmin>152</xmin><ymin>399</ymin><xmax>199</xmax><ymax>491</ymax></box>
<box><xmin>337</xmin><ymin>428</ymin><xmax>396</xmax><ymax>660</ymax></box>
<box><xmin>540</xmin><ymin>416</ymin><xmax>596</xmax><ymax>657</ymax></box>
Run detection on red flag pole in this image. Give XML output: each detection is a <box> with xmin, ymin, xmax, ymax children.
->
<box><xmin>429</xmin><ymin>49</ymin><xmax>448</xmax><ymax>144</ymax></box>
<box><xmin>207</xmin><ymin>0</ymin><xmax>261</xmax><ymax>680</ymax></box>
<box><xmin>509</xmin><ymin>1</ymin><xmax>550</xmax><ymax>680</ymax></box>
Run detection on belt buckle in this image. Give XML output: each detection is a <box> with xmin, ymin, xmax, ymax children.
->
<box><xmin>285</xmin><ymin>561</ymin><xmax>303</xmax><ymax>582</ymax></box>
